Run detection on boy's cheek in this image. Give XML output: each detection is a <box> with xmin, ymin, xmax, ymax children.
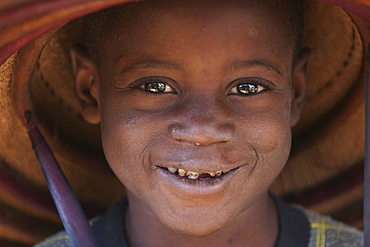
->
<box><xmin>101</xmin><ymin>108</ymin><xmax>291</xmax><ymax>162</ymax></box>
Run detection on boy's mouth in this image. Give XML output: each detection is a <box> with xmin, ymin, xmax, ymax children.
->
<box><xmin>154</xmin><ymin>163</ymin><xmax>247</xmax><ymax>196</ymax></box>
<box><xmin>156</xmin><ymin>166</ymin><xmax>234</xmax><ymax>180</ymax></box>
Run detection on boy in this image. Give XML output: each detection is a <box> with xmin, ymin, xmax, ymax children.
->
<box><xmin>37</xmin><ymin>0</ymin><xmax>363</xmax><ymax>246</ymax></box>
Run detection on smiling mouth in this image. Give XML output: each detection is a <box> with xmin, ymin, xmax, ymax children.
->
<box><xmin>156</xmin><ymin>166</ymin><xmax>238</xmax><ymax>180</ymax></box>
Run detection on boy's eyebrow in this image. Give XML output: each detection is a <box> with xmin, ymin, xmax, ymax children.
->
<box><xmin>228</xmin><ymin>60</ymin><xmax>283</xmax><ymax>77</ymax></box>
<box><xmin>119</xmin><ymin>59</ymin><xmax>283</xmax><ymax>76</ymax></box>
<box><xmin>120</xmin><ymin>59</ymin><xmax>183</xmax><ymax>73</ymax></box>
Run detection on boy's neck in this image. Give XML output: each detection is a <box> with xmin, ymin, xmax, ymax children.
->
<box><xmin>124</xmin><ymin>193</ymin><xmax>278</xmax><ymax>247</ymax></box>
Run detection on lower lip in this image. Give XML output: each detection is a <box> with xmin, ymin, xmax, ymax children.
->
<box><xmin>154</xmin><ymin>166</ymin><xmax>242</xmax><ymax>196</ymax></box>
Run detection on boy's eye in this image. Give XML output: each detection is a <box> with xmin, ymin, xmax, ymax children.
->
<box><xmin>229</xmin><ymin>82</ymin><xmax>266</xmax><ymax>96</ymax></box>
<box><xmin>140</xmin><ymin>81</ymin><xmax>175</xmax><ymax>93</ymax></box>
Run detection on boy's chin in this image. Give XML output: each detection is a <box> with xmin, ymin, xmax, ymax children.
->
<box><xmin>159</xmin><ymin>211</ymin><xmax>231</xmax><ymax>238</ymax></box>
<box><xmin>150</xmin><ymin>196</ymin><xmax>258</xmax><ymax>238</ymax></box>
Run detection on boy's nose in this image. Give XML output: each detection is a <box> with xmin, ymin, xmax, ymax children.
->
<box><xmin>168</xmin><ymin>96</ymin><xmax>235</xmax><ymax>146</ymax></box>
<box><xmin>170</xmin><ymin>123</ymin><xmax>235</xmax><ymax>146</ymax></box>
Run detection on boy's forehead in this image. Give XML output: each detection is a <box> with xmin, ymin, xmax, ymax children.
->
<box><xmin>85</xmin><ymin>0</ymin><xmax>300</xmax><ymax>67</ymax></box>
<box><xmin>94</xmin><ymin>0</ymin><xmax>292</xmax><ymax>48</ymax></box>
<box><xmin>88</xmin><ymin>0</ymin><xmax>290</xmax><ymax>37</ymax></box>
<box><xmin>113</xmin><ymin>0</ymin><xmax>287</xmax><ymax>25</ymax></box>
<box><xmin>121</xmin><ymin>1</ymin><xmax>274</xmax><ymax>34</ymax></box>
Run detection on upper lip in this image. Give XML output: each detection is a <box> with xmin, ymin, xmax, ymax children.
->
<box><xmin>154</xmin><ymin>163</ymin><xmax>245</xmax><ymax>174</ymax></box>
<box><xmin>148</xmin><ymin>143</ymin><xmax>250</xmax><ymax>173</ymax></box>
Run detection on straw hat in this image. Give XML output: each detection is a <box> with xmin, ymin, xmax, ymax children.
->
<box><xmin>0</xmin><ymin>0</ymin><xmax>369</xmax><ymax>245</ymax></box>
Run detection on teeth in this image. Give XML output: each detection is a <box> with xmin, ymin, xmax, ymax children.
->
<box><xmin>178</xmin><ymin>169</ymin><xmax>186</xmax><ymax>176</ymax></box>
<box><xmin>165</xmin><ymin>167</ymin><xmax>232</xmax><ymax>178</ymax></box>
<box><xmin>207</xmin><ymin>172</ymin><xmax>216</xmax><ymax>177</ymax></box>
<box><xmin>187</xmin><ymin>171</ymin><xmax>199</xmax><ymax>179</ymax></box>
<box><xmin>167</xmin><ymin>167</ymin><xmax>177</xmax><ymax>173</ymax></box>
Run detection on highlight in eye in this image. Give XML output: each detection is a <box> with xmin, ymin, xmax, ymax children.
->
<box><xmin>141</xmin><ymin>82</ymin><xmax>174</xmax><ymax>93</ymax></box>
<box><xmin>134</xmin><ymin>77</ymin><xmax>176</xmax><ymax>93</ymax></box>
<box><xmin>229</xmin><ymin>78</ymin><xmax>271</xmax><ymax>96</ymax></box>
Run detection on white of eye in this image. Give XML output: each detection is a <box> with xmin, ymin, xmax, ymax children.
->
<box><xmin>140</xmin><ymin>82</ymin><xmax>174</xmax><ymax>93</ymax></box>
<box><xmin>229</xmin><ymin>83</ymin><xmax>266</xmax><ymax>95</ymax></box>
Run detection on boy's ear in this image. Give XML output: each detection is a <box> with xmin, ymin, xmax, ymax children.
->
<box><xmin>70</xmin><ymin>45</ymin><xmax>101</xmax><ymax>124</ymax></box>
<box><xmin>290</xmin><ymin>48</ymin><xmax>312</xmax><ymax>127</ymax></box>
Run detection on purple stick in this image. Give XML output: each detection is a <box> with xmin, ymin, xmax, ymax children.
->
<box><xmin>25</xmin><ymin>111</ymin><xmax>100</xmax><ymax>247</ymax></box>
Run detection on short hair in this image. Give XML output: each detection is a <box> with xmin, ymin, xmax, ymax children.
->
<box><xmin>81</xmin><ymin>0</ymin><xmax>304</xmax><ymax>65</ymax></box>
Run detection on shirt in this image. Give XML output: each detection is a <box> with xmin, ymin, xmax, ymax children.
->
<box><xmin>35</xmin><ymin>196</ymin><xmax>363</xmax><ymax>247</ymax></box>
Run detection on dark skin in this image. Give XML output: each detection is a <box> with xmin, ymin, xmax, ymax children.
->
<box><xmin>72</xmin><ymin>0</ymin><xmax>310</xmax><ymax>246</ymax></box>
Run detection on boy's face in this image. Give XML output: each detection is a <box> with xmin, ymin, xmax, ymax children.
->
<box><xmin>74</xmin><ymin>0</ymin><xmax>307</xmax><ymax>237</ymax></box>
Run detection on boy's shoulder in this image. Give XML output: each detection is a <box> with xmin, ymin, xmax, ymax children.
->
<box><xmin>273</xmin><ymin>195</ymin><xmax>363</xmax><ymax>247</ymax></box>
<box><xmin>34</xmin><ymin>231</ymin><xmax>70</xmax><ymax>247</ymax></box>
<box><xmin>34</xmin><ymin>200</ymin><xmax>128</xmax><ymax>247</ymax></box>
<box><xmin>301</xmin><ymin>207</ymin><xmax>363</xmax><ymax>247</ymax></box>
